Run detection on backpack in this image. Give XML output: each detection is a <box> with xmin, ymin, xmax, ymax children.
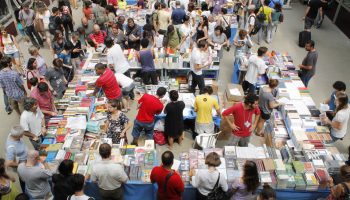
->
<box><xmin>48</xmin><ymin>16</ymin><xmax>58</xmax><ymax>35</ymax></box>
<box><xmin>279</xmin><ymin>13</ymin><xmax>284</xmax><ymax>23</ymax></box>
<box><xmin>249</xmin><ymin>15</ymin><xmax>261</xmax><ymax>35</ymax></box>
<box><xmin>256</xmin><ymin>6</ymin><xmax>267</xmax><ymax>22</ymax></box>
<box><xmin>147</xmin><ymin>11</ymin><xmax>158</xmax><ymax>26</ymax></box>
<box><xmin>94</xmin><ymin>6</ymin><xmax>108</xmax><ymax>25</ymax></box>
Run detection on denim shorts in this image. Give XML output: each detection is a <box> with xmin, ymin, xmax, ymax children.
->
<box><xmin>5</xmin><ymin>51</ymin><xmax>20</xmax><ymax>59</ymax></box>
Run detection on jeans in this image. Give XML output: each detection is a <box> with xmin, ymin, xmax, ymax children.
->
<box><xmin>29</xmin><ymin>135</ymin><xmax>43</xmax><ymax>151</ymax></box>
<box><xmin>257</xmin><ymin>23</ymin><xmax>268</xmax><ymax>44</ymax></box>
<box><xmin>24</xmin><ymin>25</ymin><xmax>43</xmax><ymax>47</ymax></box>
<box><xmin>299</xmin><ymin>71</ymin><xmax>314</xmax><ymax>87</ymax></box>
<box><xmin>3</xmin><ymin>90</ymin><xmax>12</xmax><ymax>112</ymax></box>
<box><xmin>267</xmin><ymin>22</ymin><xmax>278</xmax><ymax>43</ymax></box>
<box><xmin>190</xmin><ymin>71</ymin><xmax>205</xmax><ymax>94</ymax></box>
<box><xmin>131</xmin><ymin>119</ymin><xmax>155</xmax><ymax>139</ymax></box>
<box><xmin>229</xmin><ymin>134</ymin><xmax>251</xmax><ymax>147</ymax></box>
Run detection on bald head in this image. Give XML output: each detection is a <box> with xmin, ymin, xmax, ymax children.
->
<box><xmin>27</xmin><ymin>150</ymin><xmax>39</xmax><ymax>162</ymax></box>
<box><xmin>93</xmin><ymin>24</ymin><xmax>101</xmax><ymax>33</ymax></box>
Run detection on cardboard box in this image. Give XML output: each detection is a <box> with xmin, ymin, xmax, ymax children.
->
<box><xmin>204</xmin><ymin>79</ymin><xmax>218</xmax><ymax>95</ymax></box>
<box><xmin>218</xmin><ymin>116</ymin><xmax>233</xmax><ymax>140</ymax></box>
<box><xmin>224</xmin><ymin>91</ymin><xmax>240</xmax><ymax>108</ymax></box>
<box><xmin>226</xmin><ymin>84</ymin><xmax>244</xmax><ymax>102</ymax></box>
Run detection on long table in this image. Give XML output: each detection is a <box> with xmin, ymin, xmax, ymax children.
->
<box><xmin>84</xmin><ymin>182</ymin><xmax>329</xmax><ymax>200</ymax></box>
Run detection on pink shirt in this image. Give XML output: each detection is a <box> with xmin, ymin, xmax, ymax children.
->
<box><xmin>30</xmin><ymin>87</ymin><xmax>54</xmax><ymax>113</ymax></box>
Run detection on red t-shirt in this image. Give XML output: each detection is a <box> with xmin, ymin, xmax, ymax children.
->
<box><xmin>136</xmin><ymin>94</ymin><xmax>164</xmax><ymax>123</ymax></box>
<box><xmin>95</xmin><ymin>68</ymin><xmax>121</xmax><ymax>100</ymax></box>
<box><xmin>89</xmin><ymin>31</ymin><xmax>107</xmax><ymax>45</ymax></box>
<box><xmin>222</xmin><ymin>102</ymin><xmax>261</xmax><ymax>137</ymax></box>
<box><xmin>83</xmin><ymin>7</ymin><xmax>92</xmax><ymax>19</ymax></box>
<box><xmin>150</xmin><ymin>166</ymin><xmax>184</xmax><ymax>200</ymax></box>
<box><xmin>30</xmin><ymin>87</ymin><xmax>54</xmax><ymax>113</ymax></box>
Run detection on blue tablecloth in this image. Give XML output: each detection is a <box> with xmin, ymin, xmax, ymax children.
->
<box><xmin>85</xmin><ymin>182</ymin><xmax>329</xmax><ymax>200</ymax></box>
<box><xmin>231</xmin><ymin>57</ymin><xmax>241</xmax><ymax>84</ymax></box>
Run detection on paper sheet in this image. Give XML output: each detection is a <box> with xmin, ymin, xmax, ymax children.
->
<box><xmin>277</xmin><ymin>97</ymin><xmax>290</xmax><ymax>105</ymax></box>
<box><xmin>66</xmin><ymin>116</ymin><xmax>87</xmax><ymax>129</ymax></box>
<box><xmin>172</xmin><ymin>159</ymin><xmax>181</xmax><ymax>171</ymax></box>
<box><xmin>229</xmin><ymin>88</ymin><xmax>241</xmax><ymax>96</ymax></box>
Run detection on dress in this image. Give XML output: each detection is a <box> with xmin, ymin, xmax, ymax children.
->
<box><xmin>164</xmin><ymin>101</ymin><xmax>185</xmax><ymax>138</ymax></box>
<box><xmin>106</xmin><ymin>112</ymin><xmax>129</xmax><ymax>143</ymax></box>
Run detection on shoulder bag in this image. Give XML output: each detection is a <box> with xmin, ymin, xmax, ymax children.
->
<box><xmin>207</xmin><ymin>173</ymin><xmax>227</xmax><ymax>200</ymax></box>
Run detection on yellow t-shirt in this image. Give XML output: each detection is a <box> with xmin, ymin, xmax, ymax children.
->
<box><xmin>194</xmin><ymin>94</ymin><xmax>219</xmax><ymax>123</ymax></box>
<box><xmin>118</xmin><ymin>0</ymin><xmax>127</xmax><ymax>10</ymax></box>
<box><xmin>259</xmin><ymin>6</ymin><xmax>273</xmax><ymax>23</ymax></box>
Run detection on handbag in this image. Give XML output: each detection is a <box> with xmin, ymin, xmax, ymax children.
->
<box><xmin>207</xmin><ymin>173</ymin><xmax>227</xmax><ymax>200</ymax></box>
<box><xmin>221</xmin><ymin>16</ymin><xmax>231</xmax><ymax>39</ymax></box>
<box><xmin>257</xmin><ymin>6</ymin><xmax>267</xmax><ymax>22</ymax></box>
<box><xmin>153</xmin><ymin>131</ymin><xmax>166</xmax><ymax>145</ymax></box>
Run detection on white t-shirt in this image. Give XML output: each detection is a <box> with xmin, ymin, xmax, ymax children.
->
<box><xmin>69</xmin><ymin>194</ymin><xmax>94</xmax><ymax>200</ymax></box>
<box><xmin>179</xmin><ymin>24</ymin><xmax>193</xmax><ymax>51</ymax></box>
<box><xmin>245</xmin><ymin>14</ymin><xmax>256</xmax><ymax>31</ymax></box>
<box><xmin>208</xmin><ymin>22</ymin><xmax>217</xmax><ymax>37</ymax></box>
<box><xmin>331</xmin><ymin>106</ymin><xmax>350</xmax><ymax>138</ymax></box>
<box><xmin>91</xmin><ymin>160</ymin><xmax>128</xmax><ymax>190</ymax></box>
<box><xmin>115</xmin><ymin>73</ymin><xmax>133</xmax><ymax>88</ymax></box>
<box><xmin>2</xmin><ymin>35</ymin><xmax>18</xmax><ymax>54</ymax></box>
<box><xmin>190</xmin><ymin>48</ymin><xmax>203</xmax><ymax>75</ymax></box>
<box><xmin>201</xmin><ymin>11</ymin><xmax>211</xmax><ymax>18</ymax></box>
<box><xmin>20</xmin><ymin>108</ymin><xmax>44</xmax><ymax>137</ymax></box>
<box><xmin>245</xmin><ymin>55</ymin><xmax>267</xmax><ymax>84</ymax></box>
<box><xmin>107</xmin><ymin>44</ymin><xmax>130</xmax><ymax>74</ymax></box>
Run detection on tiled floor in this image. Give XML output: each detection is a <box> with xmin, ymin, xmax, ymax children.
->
<box><xmin>1</xmin><ymin>2</ymin><xmax>350</xmax><ymax>164</ymax></box>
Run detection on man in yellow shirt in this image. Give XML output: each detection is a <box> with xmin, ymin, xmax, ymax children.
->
<box><xmin>194</xmin><ymin>86</ymin><xmax>221</xmax><ymax>135</ymax></box>
<box><xmin>256</xmin><ymin>0</ymin><xmax>273</xmax><ymax>44</ymax></box>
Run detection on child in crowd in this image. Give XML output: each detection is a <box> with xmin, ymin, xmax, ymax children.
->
<box><xmin>136</xmin><ymin>38</ymin><xmax>158</xmax><ymax>85</ymax></box>
<box><xmin>28</xmin><ymin>77</ymin><xmax>39</xmax><ymax>92</ymax></box>
<box><xmin>257</xmin><ymin>184</ymin><xmax>276</xmax><ymax>200</ymax></box>
<box><xmin>105</xmin><ymin>100</ymin><xmax>132</xmax><ymax>144</ymax></box>
<box><xmin>67</xmin><ymin>174</ymin><xmax>94</xmax><ymax>200</ymax></box>
<box><xmin>58</xmin><ymin>43</ymin><xmax>74</xmax><ymax>82</ymax></box>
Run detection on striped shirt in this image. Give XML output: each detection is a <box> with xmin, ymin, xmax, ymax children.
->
<box><xmin>89</xmin><ymin>31</ymin><xmax>107</xmax><ymax>45</ymax></box>
<box><xmin>96</xmin><ymin>67</ymin><xmax>121</xmax><ymax>100</ymax></box>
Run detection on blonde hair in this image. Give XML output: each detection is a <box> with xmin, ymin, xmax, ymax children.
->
<box><xmin>28</xmin><ymin>46</ymin><xmax>39</xmax><ymax>55</ymax></box>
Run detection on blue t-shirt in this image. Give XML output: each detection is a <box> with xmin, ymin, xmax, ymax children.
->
<box><xmin>57</xmin><ymin>52</ymin><xmax>71</xmax><ymax>65</ymax></box>
<box><xmin>269</xmin><ymin>0</ymin><xmax>284</xmax><ymax>7</ymax></box>
<box><xmin>171</xmin><ymin>8</ymin><xmax>186</xmax><ymax>25</ymax></box>
<box><xmin>328</xmin><ymin>91</ymin><xmax>336</xmax><ymax>111</ymax></box>
<box><xmin>6</xmin><ymin>137</ymin><xmax>28</xmax><ymax>162</ymax></box>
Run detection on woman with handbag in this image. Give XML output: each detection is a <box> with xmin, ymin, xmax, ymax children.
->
<box><xmin>191</xmin><ymin>152</ymin><xmax>228</xmax><ymax>200</ymax></box>
<box><xmin>231</xmin><ymin>160</ymin><xmax>260</xmax><ymax>200</ymax></box>
<box><xmin>256</xmin><ymin>0</ymin><xmax>273</xmax><ymax>45</ymax></box>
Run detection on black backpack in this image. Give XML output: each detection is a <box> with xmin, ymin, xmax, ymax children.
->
<box><xmin>249</xmin><ymin>15</ymin><xmax>262</xmax><ymax>35</ymax></box>
<box><xmin>48</xmin><ymin>16</ymin><xmax>58</xmax><ymax>35</ymax></box>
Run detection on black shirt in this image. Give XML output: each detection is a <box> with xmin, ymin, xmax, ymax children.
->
<box><xmin>52</xmin><ymin>174</ymin><xmax>75</xmax><ymax>200</ymax></box>
<box><xmin>307</xmin><ymin>0</ymin><xmax>323</xmax><ymax>19</ymax></box>
<box><xmin>67</xmin><ymin>40</ymin><xmax>82</xmax><ymax>59</ymax></box>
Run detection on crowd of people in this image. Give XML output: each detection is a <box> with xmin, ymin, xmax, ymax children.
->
<box><xmin>0</xmin><ymin>0</ymin><xmax>349</xmax><ymax>199</ymax></box>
